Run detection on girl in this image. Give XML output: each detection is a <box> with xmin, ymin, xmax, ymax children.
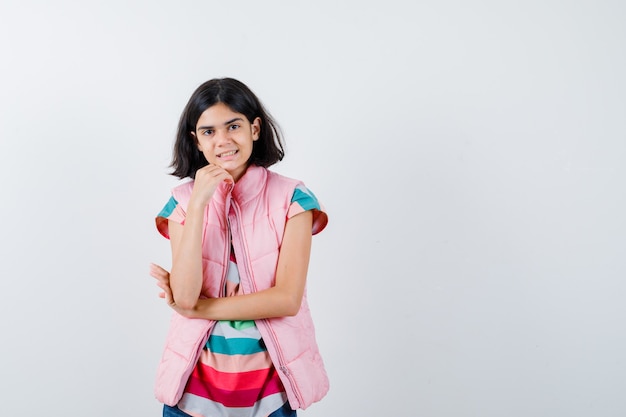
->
<box><xmin>150</xmin><ymin>78</ymin><xmax>329</xmax><ymax>417</ymax></box>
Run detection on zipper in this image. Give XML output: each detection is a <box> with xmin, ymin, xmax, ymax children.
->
<box><xmin>221</xmin><ymin>194</ymin><xmax>232</xmax><ymax>297</ymax></box>
<box><xmin>228</xmin><ymin>199</ymin><xmax>304</xmax><ymax>407</ymax></box>
<box><xmin>260</xmin><ymin>317</ymin><xmax>304</xmax><ymax>408</ymax></box>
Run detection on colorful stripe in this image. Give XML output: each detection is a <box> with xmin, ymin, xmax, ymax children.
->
<box><xmin>211</xmin><ymin>320</ymin><xmax>259</xmax><ymax>337</ymax></box>
<box><xmin>206</xmin><ymin>335</ymin><xmax>266</xmax><ymax>355</ymax></box>
<box><xmin>185</xmin><ymin>380</ymin><xmax>284</xmax><ymax>408</ymax></box>
<box><xmin>287</xmin><ymin>184</ymin><xmax>327</xmax><ymax>235</ymax></box>
<box><xmin>199</xmin><ymin>351</ymin><xmax>276</xmax><ymax>373</ymax></box>
<box><xmin>291</xmin><ymin>185</ymin><xmax>320</xmax><ymax>211</ymax></box>
<box><xmin>156</xmin><ymin>196</ymin><xmax>186</xmax><ymax>239</ymax></box>
<box><xmin>178</xmin><ymin>392</ymin><xmax>287</xmax><ymax>417</ymax></box>
<box><xmin>157</xmin><ymin>196</ymin><xmax>178</xmax><ymax>218</ymax></box>
<box><xmin>189</xmin><ymin>362</ymin><xmax>282</xmax><ymax>394</ymax></box>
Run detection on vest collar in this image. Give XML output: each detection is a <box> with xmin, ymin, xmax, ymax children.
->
<box><xmin>216</xmin><ymin>164</ymin><xmax>266</xmax><ymax>205</ymax></box>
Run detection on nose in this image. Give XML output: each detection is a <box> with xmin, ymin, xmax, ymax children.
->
<box><xmin>214</xmin><ymin>128</ymin><xmax>232</xmax><ymax>145</ymax></box>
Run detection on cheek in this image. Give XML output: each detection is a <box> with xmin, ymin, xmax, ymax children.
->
<box><xmin>197</xmin><ymin>139</ymin><xmax>212</xmax><ymax>151</ymax></box>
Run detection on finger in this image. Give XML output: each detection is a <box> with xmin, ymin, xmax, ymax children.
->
<box><xmin>150</xmin><ymin>268</ymin><xmax>170</xmax><ymax>280</ymax></box>
<box><xmin>215</xmin><ymin>170</ymin><xmax>233</xmax><ymax>183</ymax></box>
<box><xmin>212</xmin><ymin>167</ymin><xmax>233</xmax><ymax>183</ymax></box>
<box><xmin>151</xmin><ymin>273</ymin><xmax>168</xmax><ymax>282</ymax></box>
<box><xmin>149</xmin><ymin>262</ymin><xmax>162</xmax><ymax>271</ymax></box>
<box><xmin>207</xmin><ymin>164</ymin><xmax>232</xmax><ymax>179</ymax></box>
<box><xmin>204</xmin><ymin>164</ymin><xmax>227</xmax><ymax>176</ymax></box>
<box><xmin>149</xmin><ymin>264</ymin><xmax>169</xmax><ymax>278</ymax></box>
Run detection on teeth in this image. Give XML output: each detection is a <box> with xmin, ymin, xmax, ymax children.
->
<box><xmin>220</xmin><ymin>150</ymin><xmax>237</xmax><ymax>157</ymax></box>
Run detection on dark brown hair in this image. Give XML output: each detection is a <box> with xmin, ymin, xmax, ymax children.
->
<box><xmin>170</xmin><ymin>78</ymin><xmax>285</xmax><ymax>179</ymax></box>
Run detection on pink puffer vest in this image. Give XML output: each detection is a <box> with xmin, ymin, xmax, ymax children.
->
<box><xmin>154</xmin><ymin>165</ymin><xmax>329</xmax><ymax>410</ymax></box>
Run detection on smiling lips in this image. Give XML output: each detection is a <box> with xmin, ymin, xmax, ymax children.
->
<box><xmin>218</xmin><ymin>150</ymin><xmax>238</xmax><ymax>158</ymax></box>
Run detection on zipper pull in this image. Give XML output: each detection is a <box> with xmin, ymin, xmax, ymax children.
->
<box><xmin>280</xmin><ymin>365</ymin><xmax>290</xmax><ymax>376</ymax></box>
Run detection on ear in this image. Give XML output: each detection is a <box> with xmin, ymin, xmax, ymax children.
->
<box><xmin>251</xmin><ymin>117</ymin><xmax>261</xmax><ymax>141</ymax></box>
<box><xmin>190</xmin><ymin>131</ymin><xmax>201</xmax><ymax>150</ymax></box>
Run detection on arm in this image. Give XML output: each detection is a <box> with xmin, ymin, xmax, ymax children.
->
<box><xmin>168</xmin><ymin>165</ymin><xmax>233</xmax><ymax>310</ymax></box>
<box><xmin>167</xmin><ymin>217</ymin><xmax>203</xmax><ymax>309</ymax></box>
<box><xmin>153</xmin><ymin>210</ymin><xmax>313</xmax><ymax>320</ymax></box>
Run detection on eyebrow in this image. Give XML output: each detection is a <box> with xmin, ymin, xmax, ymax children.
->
<box><xmin>197</xmin><ymin>117</ymin><xmax>243</xmax><ymax>131</ymax></box>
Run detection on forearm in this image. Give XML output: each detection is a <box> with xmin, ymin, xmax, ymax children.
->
<box><xmin>183</xmin><ymin>287</ymin><xmax>302</xmax><ymax>321</ymax></box>
<box><xmin>169</xmin><ymin>205</ymin><xmax>205</xmax><ymax>309</ymax></box>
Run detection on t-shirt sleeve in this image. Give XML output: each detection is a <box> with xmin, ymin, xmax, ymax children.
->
<box><xmin>155</xmin><ymin>196</ymin><xmax>186</xmax><ymax>239</ymax></box>
<box><xmin>287</xmin><ymin>184</ymin><xmax>328</xmax><ymax>235</ymax></box>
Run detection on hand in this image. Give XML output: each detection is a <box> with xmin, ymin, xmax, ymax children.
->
<box><xmin>149</xmin><ymin>263</ymin><xmax>175</xmax><ymax>307</ymax></box>
<box><xmin>149</xmin><ymin>263</ymin><xmax>199</xmax><ymax>318</ymax></box>
<box><xmin>189</xmin><ymin>164</ymin><xmax>233</xmax><ymax>208</ymax></box>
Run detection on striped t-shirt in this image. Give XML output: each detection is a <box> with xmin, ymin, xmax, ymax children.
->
<box><xmin>157</xmin><ymin>184</ymin><xmax>323</xmax><ymax>417</ymax></box>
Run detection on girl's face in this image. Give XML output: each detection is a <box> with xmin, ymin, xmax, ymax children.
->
<box><xmin>193</xmin><ymin>102</ymin><xmax>261</xmax><ymax>182</ymax></box>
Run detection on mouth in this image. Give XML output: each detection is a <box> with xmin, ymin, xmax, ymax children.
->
<box><xmin>217</xmin><ymin>150</ymin><xmax>238</xmax><ymax>158</ymax></box>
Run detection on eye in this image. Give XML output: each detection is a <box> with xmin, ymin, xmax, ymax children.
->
<box><xmin>201</xmin><ymin>129</ymin><xmax>214</xmax><ymax>136</ymax></box>
<box><xmin>228</xmin><ymin>124</ymin><xmax>240</xmax><ymax>131</ymax></box>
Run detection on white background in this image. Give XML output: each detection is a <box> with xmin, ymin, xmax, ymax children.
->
<box><xmin>1</xmin><ymin>1</ymin><xmax>625</xmax><ymax>416</ymax></box>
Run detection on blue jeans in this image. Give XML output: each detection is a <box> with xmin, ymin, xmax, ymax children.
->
<box><xmin>162</xmin><ymin>405</ymin><xmax>190</xmax><ymax>417</ymax></box>
<box><xmin>163</xmin><ymin>402</ymin><xmax>297</xmax><ymax>417</ymax></box>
